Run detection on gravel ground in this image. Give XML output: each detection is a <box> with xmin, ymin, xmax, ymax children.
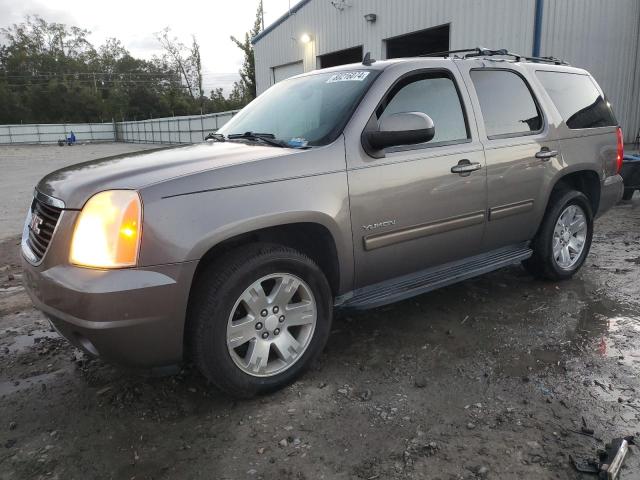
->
<box><xmin>0</xmin><ymin>143</ymin><xmax>159</xmax><ymax>239</ymax></box>
<box><xmin>1</xmin><ymin>145</ymin><xmax>640</xmax><ymax>479</ymax></box>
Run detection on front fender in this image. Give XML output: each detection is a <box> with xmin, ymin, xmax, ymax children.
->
<box><xmin>138</xmin><ymin>172</ymin><xmax>354</xmax><ymax>294</ymax></box>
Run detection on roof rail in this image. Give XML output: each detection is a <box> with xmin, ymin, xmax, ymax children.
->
<box><xmin>523</xmin><ymin>54</ymin><xmax>569</xmax><ymax>65</ymax></box>
<box><xmin>421</xmin><ymin>47</ymin><xmax>487</xmax><ymax>58</ymax></box>
<box><xmin>421</xmin><ymin>47</ymin><xmax>569</xmax><ymax>65</ymax></box>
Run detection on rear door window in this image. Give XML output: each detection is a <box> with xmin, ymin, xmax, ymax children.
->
<box><xmin>536</xmin><ymin>71</ymin><xmax>617</xmax><ymax>129</ymax></box>
<box><xmin>470</xmin><ymin>70</ymin><xmax>543</xmax><ymax>139</ymax></box>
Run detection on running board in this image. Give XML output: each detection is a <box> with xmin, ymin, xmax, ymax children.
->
<box><xmin>335</xmin><ymin>243</ymin><xmax>532</xmax><ymax>310</ymax></box>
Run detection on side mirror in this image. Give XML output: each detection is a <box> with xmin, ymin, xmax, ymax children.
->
<box><xmin>362</xmin><ymin>112</ymin><xmax>435</xmax><ymax>157</ymax></box>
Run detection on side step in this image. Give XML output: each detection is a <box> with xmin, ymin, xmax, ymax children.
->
<box><xmin>336</xmin><ymin>243</ymin><xmax>532</xmax><ymax>310</ymax></box>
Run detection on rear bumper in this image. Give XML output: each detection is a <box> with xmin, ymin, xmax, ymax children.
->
<box><xmin>597</xmin><ymin>174</ymin><xmax>624</xmax><ymax>217</ymax></box>
<box><xmin>22</xmin><ymin>257</ymin><xmax>197</xmax><ymax>367</ymax></box>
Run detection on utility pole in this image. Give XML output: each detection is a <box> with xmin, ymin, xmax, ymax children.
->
<box><xmin>260</xmin><ymin>1</ymin><xmax>265</xmax><ymax>30</ymax></box>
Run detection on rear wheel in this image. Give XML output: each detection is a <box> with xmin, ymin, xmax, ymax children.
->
<box><xmin>187</xmin><ymin>243</ymin><xmax>333</xmax><ymax>398</ymax></box>
<box><xmin>523</xmin><ymin>190</ymin><xmax>593</xmax><ymax>280</ymax></box>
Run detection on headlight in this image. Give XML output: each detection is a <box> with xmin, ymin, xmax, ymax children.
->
<box><xmin>70</xmin><ymin>190</ymin><xmax>142</xmax><ymax>268</ymax></box>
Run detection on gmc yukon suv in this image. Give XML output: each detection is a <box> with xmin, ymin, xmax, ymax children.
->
<box><xmin>22</xmin><ymin>49</ymin><xmax>624</xmax><ymax>397</ymax></box>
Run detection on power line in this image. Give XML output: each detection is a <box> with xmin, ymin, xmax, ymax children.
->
<box><xmin>1</xmin><ymin>71</ymin><xmax>180</xmax><ymax>77</ymax></box>
<box><xmin>2</xmin><ymin>81</ymin><xmax>192</xmax><ymax>89</ymax></box>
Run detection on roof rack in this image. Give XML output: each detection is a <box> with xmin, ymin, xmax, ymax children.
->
<box><xmin>422</xmin><ymin>47</ymin><xmax>568</xmax><ymax>65</ymax></box>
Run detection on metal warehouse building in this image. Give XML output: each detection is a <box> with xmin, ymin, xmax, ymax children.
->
<box><xmin>252</xmin><ymin>0</ymin><xmax>640</xmax><ymax>142</ymax></box>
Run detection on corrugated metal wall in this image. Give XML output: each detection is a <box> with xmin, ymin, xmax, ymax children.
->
<box><xmin>254</xmin><ymin>0</ymin><xmax>536</xmax><ymax>92</ymax></box>
<box><xmin>0</xmin><ymin>111</ymin><xmax>239</xmax><ymax>145</ymax></box>
<box><xmin>254</xmin><ymin>0</ymin><xmax>640</xmax><ymax>141</ymax></box>
<box><xmin>0</xmin><ymin>122</ymin><xmax>115</xmax><ymax>144</ymax></box>
<box><xmin>540</xmin><ymin>0</ymin><xmax>640</xmax><ymax>142</ymax></box>
<box><xmin>116</xmin><ymin>111</ymin><xmax>239</xmax><ymax>144</ymax></box>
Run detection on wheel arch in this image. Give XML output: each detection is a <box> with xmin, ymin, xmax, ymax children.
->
<box><xmin>546</xmin><ymin>168</ymin><xmax>601</xmax><ymax>216</ymax></box>
<box><xmin>188</xmin><ymin>218</ymin><xmax>345</xmax><ymax>299</ymax></box>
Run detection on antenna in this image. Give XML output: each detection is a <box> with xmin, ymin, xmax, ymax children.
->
<box><xmin>362</xmin><ymin>52</ymin><xmax>375</xmax><ymax>66</ymax></box>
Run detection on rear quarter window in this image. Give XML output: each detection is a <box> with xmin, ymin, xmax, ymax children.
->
<box><xmin>536</xmin><ymin>71</ymin><xmax>617</xmax><ymax>129</ymax></box>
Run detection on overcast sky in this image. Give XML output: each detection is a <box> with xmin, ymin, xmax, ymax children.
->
<box><xmin>0</xmin><ymin>0</ymin><xmax>295</xmax><ymax>93</ymax></box>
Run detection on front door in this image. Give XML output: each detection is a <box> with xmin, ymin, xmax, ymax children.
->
<box><xmin>346</xmin><ymin>67</ymin><xmax>487</xmax><ymax>288</ymax></box>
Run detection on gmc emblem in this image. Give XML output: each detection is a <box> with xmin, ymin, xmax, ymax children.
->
<box><xmin>29</xmin><ymin>213</ymin><xmax>43</xmax><ymax>235</ymax></box>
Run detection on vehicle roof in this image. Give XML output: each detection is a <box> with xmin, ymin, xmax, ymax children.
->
<box><xmin>293</xmin><ymin>55</ymin><xmax>588</xmax><ymax>79</ymax></box>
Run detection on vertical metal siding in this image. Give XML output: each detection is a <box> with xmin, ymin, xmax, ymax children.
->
<box><xmin>540</xmin><ymin>0</ymin><xmax>640</xmax><ymax>142</ymax></box>
<box><xmin>254</xmin><ymin>0</ymin><xmax>639</xmax><ymax>141</ymax></box>
<box><xmin>633</xmin><ymin>9</ymin><xmax>640</xmax><ymax>144</ymax></box>
<box><xmin>254</xmin><ymin>0</ymin><xmax>536</xmax><ymax>93</ymax></box>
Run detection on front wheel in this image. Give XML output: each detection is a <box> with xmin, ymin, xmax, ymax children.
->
<box><xmin>523</xmin><ymin>190</ymin><xmax>593</xmax><ymax>281</ymax></box>
<box><xmin>187</xmin><ymin>243</ymin><xmax>333</xmax><ymax>398</ymax></box>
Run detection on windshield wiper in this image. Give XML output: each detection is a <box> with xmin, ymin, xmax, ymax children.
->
<box><xmin>227</xmin><ymin>132</ymin><xmax>286</xmax><ymax>148</ymax></box>
<box><xmin>204</xmin><ymin>132</ymin><xmax>226</xmax><ymax>142</ymax></box>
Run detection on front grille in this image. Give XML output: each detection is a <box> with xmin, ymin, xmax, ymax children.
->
<box><xmin>26</xmin><ymin>198</ymin><xmax>62</xmax><ymax>262</ymax></box>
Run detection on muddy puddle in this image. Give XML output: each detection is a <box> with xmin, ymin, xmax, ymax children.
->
<box><xmin>1</xmin><ymin>328</ymin><xmax>59</xmax><ymax>354</ymax></box>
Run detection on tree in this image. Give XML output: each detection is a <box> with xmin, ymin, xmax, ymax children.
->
<box><xmin>154</xmin><ymin>27</ymin><xmax>203</xmax><ymax>101</ymax></box>
<box><xmin>0</xmin><ymin>15</ymin><xmax>241</xmax><ymax>124</ymax></box>
<box><xmin>230</xmin><ymin>0</ymin><xmax>263</xmax><ymax>102</ymax></box>
<box><xmin>191</xmin><ymin>35</ymin><xmax>204</xmax><ymax>112</ymax></box>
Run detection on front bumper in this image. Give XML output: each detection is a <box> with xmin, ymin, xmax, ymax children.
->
<box><xmin>22</xmin><ymin>256</ymin><xmax>197</xmax><ymax>367</ymax></box>
<box><xmin>597</xmin><ymin>174</ymin><xmax>624</xmax><ymax>217</ymax></box>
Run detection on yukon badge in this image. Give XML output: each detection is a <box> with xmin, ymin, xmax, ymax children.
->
<box><xmin>362</xmin><ymin>220</ymin><xmax>396</xmax><ymax>231</ymax></box>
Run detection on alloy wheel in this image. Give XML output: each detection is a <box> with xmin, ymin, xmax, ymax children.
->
<box><xmin>226</xmin><ymin>273</ymin><xmax>317</xmax><ymax>377</ymax></box>
<box><xmin>552</xmin><ymin>204</ymin><xmax>588</xmax><ymax>270</ymax></box>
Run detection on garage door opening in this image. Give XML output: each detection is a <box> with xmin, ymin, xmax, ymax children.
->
<box><xmin>318</xmin><ymin>46</ymin><xmax>363</xmax><ymax>69</ymax></box>
<box><xmin>272</xmin><ymin>61</ymin><xmax>304</xmax><ymax>84</ymax></box>
<box><xmin>385</xmin><ymin>24</ymin><xmax>450</xmax><ymax>59</ymax></box>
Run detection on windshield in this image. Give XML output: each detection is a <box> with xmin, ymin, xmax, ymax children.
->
<box><xmin>218</xmin><ymin>69</ymin><xmax>378</xmax><ymax>147</ymax></box>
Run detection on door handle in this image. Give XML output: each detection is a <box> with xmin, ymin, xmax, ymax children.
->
<box><xmin>535</xmin><ymin>148</ymin><xmax>558</xmax><ymax>160</ymax></box>
<box><xmin>451</xmin><ymin>159</ymin><xmax>482</xmax><ymax>174</ymax></box>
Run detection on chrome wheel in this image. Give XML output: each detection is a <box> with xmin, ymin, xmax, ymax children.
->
<box><xmin>226</xmin><ymin>273</ymin><xmax>317</xmax><ymax>377</ymax></box>
<box><xmin>552</xmin><ymin>204</ymin><xmax>587</xmax><ymax>270</ymax></box>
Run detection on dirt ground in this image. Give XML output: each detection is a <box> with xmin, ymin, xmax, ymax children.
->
<box><xmin>1</xmin><ymin>145</ymin><xmax>640</xmax><ymax>479</ymax></box>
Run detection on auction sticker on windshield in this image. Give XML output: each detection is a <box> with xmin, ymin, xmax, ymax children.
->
<box><xmin>326</xmin><ymin>71</ymin><xmax>370</xmax><ymax>83</ymax></box>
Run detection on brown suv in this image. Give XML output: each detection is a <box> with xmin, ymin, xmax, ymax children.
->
<box><xmin>22</xmin><ymin>49</ymin><xmax>624</xmax><ymax>397</ymax></box>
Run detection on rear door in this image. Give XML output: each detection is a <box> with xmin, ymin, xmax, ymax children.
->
<box><xmin>456</xmin><ymin>61</ymin><xmax>561</xmax><ymax>250</ymax></box>
<box><xmin>345</xmin><ymin>64</ymin><xmax>487</xmax><ymax>288</ymax></box>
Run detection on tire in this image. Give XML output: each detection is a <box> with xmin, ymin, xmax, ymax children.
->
<box><xmin>187</xmin><ymin>243</ymin><xmax>333</xmax><ymax>398</ymax></box>
<box><xmin>622</xmin><ymin>189</ymin><xmax>635</xmax><ymax>201</ymax></box>
<box><xmin>523</xmin><ymin>189</ymin><xmax>593</xmax><ymax>281</ymax></box>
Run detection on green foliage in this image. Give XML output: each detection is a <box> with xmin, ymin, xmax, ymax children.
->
<box><xmin>230</xmin><ymin>0</ymin><xmax>263</xmax><ymax>103</ymax></box>
<box><xmin>0</xmin><ymin>14</ymin><xmax>258</xmax><ymax>124</ymax></box>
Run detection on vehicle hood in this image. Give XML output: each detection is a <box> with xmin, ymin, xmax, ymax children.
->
<box><xmin>36</xmin><ymin>142</ymin><xmax>299</xmax><ymax>208</ymax></box>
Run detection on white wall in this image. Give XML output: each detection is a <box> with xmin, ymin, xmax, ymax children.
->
<box><xmin>117</xmin><ymin>111</ymin><xmax>239</xmax><ymax>144</ymax></box>
<box><xmin>0</xmin><ymin>110</ymin><xmax>240</xmax><ymax>145</ymax></box>
<box><xmin>0</xmin><ymin>122</ymin><xmax>115</xmax><ymax>144</ymax></box>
